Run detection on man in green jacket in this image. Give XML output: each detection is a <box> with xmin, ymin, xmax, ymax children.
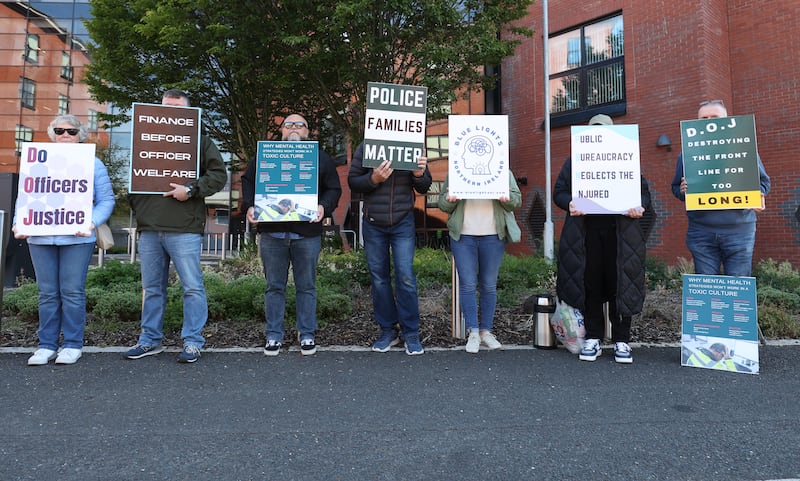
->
<box><xmin>125</xmin><ymin>89</ymin><xmax>227</xmax><ymax>363</ymax></box>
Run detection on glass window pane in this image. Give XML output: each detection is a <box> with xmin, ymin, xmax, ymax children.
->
<box><xmin>587</xmin><ymin>61</ymin><xmax>624</xmax><ymax>106</ymax></box>
<box><xmin>549</xmin><ymin>32</ymin><xmax>581</xmax><ymax>74</ymax></box>
<box><xmin>584</xmin><ymin>16</ymin><xmax>624</xmax><ymax>65</ymax></box>
<box><xmin>550</xmin><ymin>74</ymin><xmax>580</xmax><ymax>113</ymax></box>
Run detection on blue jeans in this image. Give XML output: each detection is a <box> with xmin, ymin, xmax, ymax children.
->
<box><xmin>450</xmin><ymin>234</ymin><xmax>505</xmax><ymax>331</ymax></box>
<box><xmin>686</xmin><ymin>226</ymin><xmax>756</xmax><ymax>276</ymax></box>
<box><xmin>260</xmin><ymin>234</ymin><xmax>321</xmax><ymax>342</ymax></box>
<box><xmin>29</xmin><ymin>243</ymin><xmax>95</xmax><ymax>350</ymax></box>
<box><xmin>362</xmin><ymin>213</ymin><xmax>420</xmax><ymax>336</ymax></box>
<box><xmin>138</xmin><ymin>231</ymin><xmax>207</xmax><ymax>348</ymax></box>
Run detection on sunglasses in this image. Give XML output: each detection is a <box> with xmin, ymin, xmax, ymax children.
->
<box><xmin>698</xmin><ymin>99</ymin><xmax>724</xmax><ymax>107</ymax></box>
<box><xmin>53</xmin><ymin>127</ymin><xmax>80</xmax><ymax>136</ymax></box>
<box><xmin>282</xmin><ymin>121</ymin><xmax>307</xmax><ymax>129</ymax></box>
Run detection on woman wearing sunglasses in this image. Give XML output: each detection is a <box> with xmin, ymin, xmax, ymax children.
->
<box><xmin>13</xmin><ymin>114</ymin><xmax>115</xmax><ymax>365</ymax></box>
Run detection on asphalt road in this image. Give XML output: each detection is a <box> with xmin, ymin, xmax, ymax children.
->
<box><xmin>1</xmin><ymin>345</ymin><xmax>799</xmax><ymax>481</ymax></box>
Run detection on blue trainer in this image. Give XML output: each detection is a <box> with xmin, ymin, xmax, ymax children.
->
<box><xmin>177</xmin><ymin>345</ymin><xmax>201</xmax><ymax>363</ymax></box>
<box><xmin>614</xmin><ymin>342</ymin><xmax>633</xmax><ymax>364</ymax></box>
<box><xmin>404</xmin><ymin>333</ymin><xmax>424</xmax><ymax>356</ymax></box>
<box><xmin>579</xmin><ymin>338</ymin><xmax>601</xmax><ymax>361</ymax></box>
<box><xmin>372</xmin><ymin>329</ymin><xmax>400</xmax><ymax>352</ymax></box>
<box><xmin>124</xmin><ymin>344</ymin><xmax>164</xmax><ymax>360</ymax></box>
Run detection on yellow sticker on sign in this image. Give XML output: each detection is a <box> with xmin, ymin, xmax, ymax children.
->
<box><xmin>685</xmin><ymin>190</ymin><xmax>762</xmax><ymax>210</ymax></box>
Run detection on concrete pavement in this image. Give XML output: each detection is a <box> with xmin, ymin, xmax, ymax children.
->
<box><xmin>1</xmin><ymin>344</ymin><xmax>799</xmax><ymax>481</ymax></box>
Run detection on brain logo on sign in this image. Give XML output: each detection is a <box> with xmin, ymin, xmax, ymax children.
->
<box><xmin>461</xmin><ymin>136</ymin><xmax>494</xmax><ymax>175</ymax></box>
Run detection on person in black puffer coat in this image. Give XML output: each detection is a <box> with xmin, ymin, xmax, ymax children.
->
<box><xmin>554</xmin><ymin>114</ymin><xmax>652</xmax><ymax>364</ymax></box>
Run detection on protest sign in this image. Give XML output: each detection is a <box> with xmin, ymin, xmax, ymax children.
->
<box><xmin>447</xmin><ymin>115</ymin><xmax>509</xmax><ymax>199</ymax></box>
<box><xmin>253</xmin><ymin>141</ymin><xmax>319</xmax><ymax>222</ymax></box>
<box><xmin>680</xmin><ymin>274</ymin><xmax>759</xmax><ymax>374</ymax></box>
<box><xmin>570</xmin><ymin>124</ymin><xmax>642</xmax><ymax>214</ymax></box>
<box><xmin>129</xmin><ymin>103</ymin><xmax>201</xmax><ymax>193</ymax></box>
<box><xmin>679</xmin><ymin>114</ymin><xmax>761</xmax><ymax>210</ymax></box>
<box><xmin>362</xmin><ymin>82</ymin><xmax>427</xmax><ymax>170</ymax></box>
<box><xmin>14</xmin><ymin>142</ymin><xmax>95</xmax><ymax>236</ymax></box>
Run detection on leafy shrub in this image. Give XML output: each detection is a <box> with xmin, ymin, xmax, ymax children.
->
<box><xmin>86</xmin><ymin>259</ymin><xmax>140</xmax><ymax>289</ymax></box>
<box><xmin>2</xmin><ymin>282</ymin><xmax>39</xmax><ymax>321</ymax></box>
<box><xmin>220</xmin><ymin>275</ymin><xmax>266</xmax><ymax>322</ymax></box>
<box><xmin>497</xmin><ymin>254</ymin><xmax>556</xmax><ymax>307</ymax></box>
<box><xmin>92</xmin><ymin>289</ymin><xmax>142</xmax><ymax>323</ymax></box>
<box><xmin>758</xmin><ymin>304</ymin><xmax>800</xmax><ymax>339</ymax></box>
<box><xmin>318</xmin><ymin>249</ymin><xmax>370</xmax><ymax>287</ymax></box>
<box><xmin>414</xmin><ymin>248</ymin><xmax>452</xmax><ymax>290</ymax></box>
<box><xmin>316</xmin><ymin>284</ymin><xmax>353</xmax><ymax>325</ymax></box>
<box><xmin>753</xmin><ymin>259</ymin><xmax>800</xmax><ymax>294</ymax></box>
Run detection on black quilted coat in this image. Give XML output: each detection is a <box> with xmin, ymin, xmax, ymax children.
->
<box><xmin>553</xmin><ymin>158</ymin><xmax>652</xmax><ymax>316</ymax></box>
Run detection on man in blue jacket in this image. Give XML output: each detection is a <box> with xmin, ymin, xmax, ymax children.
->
<box><xmin>671</xmin><ymin>100</ymin><xmax>770</xmax><ymax>276</ymax></box>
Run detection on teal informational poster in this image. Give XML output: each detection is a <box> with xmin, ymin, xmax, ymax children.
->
<box><xmin>680</xmin><ymin>274</ymin><xmax>759</xmax><ymax>374</ymax></box>
<box><xmin>253</xmin><ymin>141</ymin><xmax>319</xmax><ymax>222</ymax></box>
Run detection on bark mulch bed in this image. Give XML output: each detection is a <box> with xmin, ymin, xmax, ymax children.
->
<box><xmin>1</xmin><ymin>286</ymin><xmax>683</xmax><ymax>349</ymax></box>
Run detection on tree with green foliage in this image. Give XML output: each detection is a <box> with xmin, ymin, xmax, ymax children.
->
<box><xmin>84</xmin><ymin>0</ymin><xmax>533</xmax><ymax>163</ymax></box>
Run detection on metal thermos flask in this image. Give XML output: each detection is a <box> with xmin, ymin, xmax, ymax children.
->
<box><xmin>533</xmin><ymin>294</ymin><xmax>556</xmax><ymax>349</ymax></box>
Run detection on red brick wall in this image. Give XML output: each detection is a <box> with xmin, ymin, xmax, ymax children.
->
<box><xmin>501</xmin><ymin>0</ymin><xmax>800</xmax><ymax>267</ymax></box>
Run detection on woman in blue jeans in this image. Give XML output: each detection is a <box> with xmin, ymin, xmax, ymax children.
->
<box><xmin>12</xmin><ymin>115</ymin><xmax>115</xmax><ymax>366</ymax></box>
<box><xmin>438</xmin><ymin>171</ymin><xmax>522</xmax><ymax>353</ymax></box>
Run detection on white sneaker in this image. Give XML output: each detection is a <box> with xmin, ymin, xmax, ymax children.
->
<box><xmin>28</xmin><ymin>349</ymin><xmax>57</xmax><ymax>366</ymax></box>
<box><xmin>465</xmin><ymin>331</ymin><xmax>481</xmax><ymax>353</ymax></box>
<box><xmin>480</xmin><ymin>331</ymin><xmax>503</xmax><ymax>350</ymax></box>
<box><xmin>55</xmin><ymin>348</ymin><xmax>82</xmax><ymax>365</ymax></box>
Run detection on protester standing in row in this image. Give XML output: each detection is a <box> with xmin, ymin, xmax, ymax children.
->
<box><xmin>554</xmin><ymin>114</ymin><xmax>652</xmax><ymax>364</ymax></box>
<box><xmin>14</xmin><ymin>115</ymin><xmax>115</xmax><ymax>366</ymax></box>
<box><xmin>671</xmin><ymin>100</ymin><xmax>770</xmax><ymax>277</ymax></box>
<box><xmin>241</xmin><ymin>113</ymin><xmax>342</xmax><ymax>356</ymax></box>
<box><xmin>125</xmin><ymin>89</ymin><xmax>227</xmax><ymax>363</ymax></box>
<box><xmin>348</xmin><ymin>144</ymin><xmax>432</xmax><ymax>355</ymax></box>
<box><xmin>438</xmin><ymin>171</ymin><xmax>522</xmax><ymax>353</ymax></box>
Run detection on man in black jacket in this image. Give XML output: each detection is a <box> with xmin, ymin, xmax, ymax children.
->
<box><xmin>241</xmin><ymin>114</ymin><xmax>342</xmax><ymax>356</ymax></box>
<box><xmin>554</xmin><ymin>114</ymin><xmax>651</xmax><ymax>364</ymax></box>
<box><xmin>348</xmin><ymin>143</ymin><xmax>431</xmax><ymax>355</ymax></box>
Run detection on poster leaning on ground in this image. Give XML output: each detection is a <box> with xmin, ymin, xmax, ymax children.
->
<box><xmin>680</xmin><ymin>274</ymin><xmax>759</xmax><ymax>374</ymax></box>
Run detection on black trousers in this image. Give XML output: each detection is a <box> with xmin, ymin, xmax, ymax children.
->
<box><xmin>583</xmin><ymin>216</ymin><xmax>631</xmax><ymax>342</ymax></box>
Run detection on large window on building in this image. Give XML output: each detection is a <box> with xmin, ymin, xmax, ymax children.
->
<box><xmin>15</xmin><ymin>125</ymin><xmax>34</xmax><ymax>154</ymax></box>
<box><xmin>24</xmin><ymin>33</ymin><xmax>39</xmax><ymax>63</ymax></box>
<box><xmin>548</xmin><ymin>14</ymin><xmax>624</xmax><ymax>125</ymax></box>
<box><xmin>20</xmin><ymin>77</ymin><xmax>36</xmax><ymax>109</ymax></box>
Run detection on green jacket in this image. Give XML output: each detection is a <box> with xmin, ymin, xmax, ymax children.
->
<box><xmin>437</xmin><ymin>171</ymin><xmax>522</xmax><ymax>242</ymax></box>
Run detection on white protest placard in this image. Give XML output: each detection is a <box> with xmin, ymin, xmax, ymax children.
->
<box><xmin>447</xmin><ymin>115</ymin><xmax>510</xmax><ymax>199</ymax></box>
<box><xmin>14</xmin><ymin>142</ymin><xmax>95</xmax><ymax>236</ymax></box>
<box><xmin>570</xmin><ymin>124</ymin><xmax>641</xmax><ymax>214</ymax></box>
<box><xmin>362</xmin><ymin>82</ymin><xmax>427</xmax><ymax>170</ymax></box>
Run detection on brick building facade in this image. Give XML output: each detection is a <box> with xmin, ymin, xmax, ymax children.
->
<box><xmin>498</xmin><ymin>0</ymin><xmax>799</xmax><ymax>266</ymax></box>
